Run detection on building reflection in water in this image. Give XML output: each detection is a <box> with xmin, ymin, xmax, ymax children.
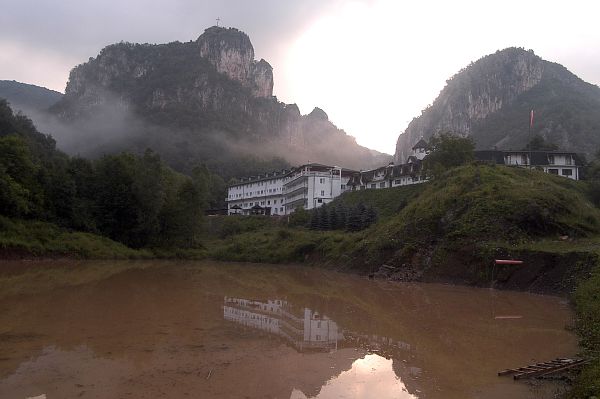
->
<box><xmin>223</xmin><ymin>297</ymin><xmax>413</xmax><ymax>356</ymax></box>
<box><xmin>223</xmin><ymin>297</ymin><xmax>421</xmax><ymax>398</ymax></box>
<box><xmin>223</xmin><ymin>297</ymin><xmax>343</xmax><ymax>351</ymax></box>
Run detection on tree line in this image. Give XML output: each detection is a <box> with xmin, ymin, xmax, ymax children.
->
<box><xmin>303</xmin><ymin>203</ymin><xmax>377</xmax><ymax>232</ymax></box>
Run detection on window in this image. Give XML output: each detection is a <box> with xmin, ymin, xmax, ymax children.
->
<box><xmin>316</xmin><ymin>334</ymin><xmax>321</xmax><ymax>341</ymax></box>
<box><xmin>548</xmin><ymin>169</ymin><xmax>559</xmax><ymax>175</ymax></box>
<box><xmin>562</xmin><ymin>169</ymin><xmax>573</xmax><ymax>176</ymax></box>
<box><xmin>267</xmin><ymin>200</ymin><xmax>271</xmax><ymax>205</ymax></box>
<box><xmin>317</xmin><ymin>198</ymin><xmax>323</xmax><ymax>203</ymax></box>
<box><xmin>548</xmin><ymin>155</ymin><xmax>555</xmax><ymax>164</ymax></box>
<box><xmin>394</xmin><ymin>179</ymin><xmax>402</xmax><ymax>185</ymax></box>
<box><xmin>371</xmin><ymin>184</ymin><xmax>376</xmax><ymax>189</ymax></box>
<box><xmin>319</xmin><ymin>178</ymin><xmax>325</xmax><ymax>184</ymax></box>
<box><xmin>341</xmin><ymin>185</ymin><xmax>345</xmax><ymax>190</ymax></box>
<box><xmin>280</xmin><ymin>207</ymin><xmax>283</xmax><ymax>212</ymax></box>
<box><xmin>566</xmin><ymin>156</ymin><xmax>573</xmax><ymax>165</ymax></box>
<box><xmin>380</xmin><ymin>182</ymin><xmax>386</xmax><ymax>188</ymax></box>
<box><xmin>521</xmin><ymin>154</ymin><xmax>528</xmax><ymax>165</ymax></box>
<box><xmin>317</xmin><ymin>321</ymin><xmax>321</xmax><ymax>328</ymax></box>
<box><xmin>320</xmin><ymin>190</ymin><xmax>325</xmax><ymax>196</ymax></box>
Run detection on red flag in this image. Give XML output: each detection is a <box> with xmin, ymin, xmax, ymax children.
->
<box><xmin>530</xmin><ymin>110</ymin><xmax>534</xmax><ymax>129</ymax></box>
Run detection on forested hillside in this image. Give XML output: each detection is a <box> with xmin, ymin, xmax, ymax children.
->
<box><xmin>0</xmin><ymin>99</ymin><xmax>214</xmax><ymax>249</ymax></box>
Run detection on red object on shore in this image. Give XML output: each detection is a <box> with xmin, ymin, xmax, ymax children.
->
<box><xmin>495</xmin><ymin>259</ymin><xmax>524</xmax><ymax>265</ymax></box>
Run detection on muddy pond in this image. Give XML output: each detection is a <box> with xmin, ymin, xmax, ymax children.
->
<box><xmin>0</xmin><ymin>260</ymin><xmax>577</xmax><ymax>398</ymax></box>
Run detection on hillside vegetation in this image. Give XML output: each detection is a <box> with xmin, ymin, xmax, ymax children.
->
<box><xmin>212</xmin><ymin>164</ymin><xmax>600</xmax><ymax>270</ymax></box>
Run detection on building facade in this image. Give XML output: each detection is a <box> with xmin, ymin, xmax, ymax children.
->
<box><xmin>282</xmin><ymin>164</ymin><xmax>356</xmax><ymax>215</ymax></box>
<box><xmin>475</xmin><ymin>150</ymin><xmax>582</xmax><ymax>180</ymax></box>
<box><xmin>226</xmin><ymin>169</ymin><xmax>288</xmax><ymax>216</ymax></box>
<box><xmin>226</xmin><ymin>164</ymin><xmax>356</xmax><ymax>215</ymax></box>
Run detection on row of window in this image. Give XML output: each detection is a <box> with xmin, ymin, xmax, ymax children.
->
<box><xmin>548</xmin><ymin>168</ymin><xmax>573</xmax><ymax>176</ymax></box>
<box><xmin>508</xmin><ymin>155</ymin><xmax>574</xmax><ymax>166</ymax></box>
<box><xmin>229</xmin><ymin>187</ymin><xmax>284</xmax><ymax>198</ymax></box>
<box><xmin>352</xmin><ymin>176</ymin><xmax>423</xmax><ymax>191</ymax></box>
<box><xmin>241</xmin><ymin>199</ymin><xmax>285</xmax><ymax>207</ymax></box>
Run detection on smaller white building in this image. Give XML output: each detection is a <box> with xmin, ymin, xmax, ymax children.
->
<box><xmin>345</xmin><ymin>140</ymin><xmax>429</xmax><ymax>191</ymax></box>
<box><xmin>475</xmin><ymin>150</ymin><xmax>582</xmax><ymax>180</ymax></box>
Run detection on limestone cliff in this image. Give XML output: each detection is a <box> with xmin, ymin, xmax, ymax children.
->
<box><xmin>52</xmin><ymin>26</ymin><xmax>391</xmax><ymax>174</ymax></box>
<box><xmin>197</xmin><ymin>27</ymin><xmax>273</xmax><ymax>98</ymax></box>
<box><xmin>394</xmin><ymin>48</ymin><xmax>600</xmax><ymax>162</ymax></box>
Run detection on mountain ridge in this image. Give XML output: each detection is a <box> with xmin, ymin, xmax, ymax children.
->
<box><xmin>394</xmin><ymin>48</ymin><xmax>600</xmax><ymax>162</ymax></box>
<box><xmin>0</xmin><ymin>80</ymin><xmax>63</xmax><ymax>114</ymax></box>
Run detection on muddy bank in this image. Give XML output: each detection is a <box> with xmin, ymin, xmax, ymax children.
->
<box><xmin>369</xmin><ymin>245</ymin><xmax>599</xmax><ymax>296</ymax></box>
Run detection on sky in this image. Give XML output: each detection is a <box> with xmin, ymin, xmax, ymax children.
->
<box><xmin>1</xmin><ymin>0</ymin><xmax>599</xmax><ymax>154</ymax></box>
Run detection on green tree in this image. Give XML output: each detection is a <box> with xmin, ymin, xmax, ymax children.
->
<box><xmin>309</xmin><ymin>208</ymin><xmax>320</xmax><ymax>230</ymax></box>
<box><xmin>523</xmin><ymin>134</ymin><xmax>559</xmax><ymax>151</ymax></box>
<box><xmin>346</xmin><ymin>205</ymin><xmax>363</xmax><ymax>232</ymax></box>
<box><xmin>289</xmin><ymin>207</ymin><xmax>309</xmax><ymax>227</ymax></box>
<box><xmin>0</xmin><ymin>135</ymin><xmax>38</xmax><ymax>216</ymax></box>
<box><xmin>423</xmin><ymin>133</ymin><xmax>475</xmax><ymax>178</ymax></box>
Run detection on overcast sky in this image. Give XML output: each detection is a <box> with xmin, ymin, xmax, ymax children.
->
<box><xmin>1</xmin><ymin>0</ymin><xmax>599</xmax><ymax>153</ymax></box>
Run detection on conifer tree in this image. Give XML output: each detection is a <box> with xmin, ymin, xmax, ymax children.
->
<box><xmin>309</xmin><ymin>209</ymin><xmax>320</xmax><ymax>230</ymax></box>
<box><xmin>347</xmin><ymin>206</ymin><xmax>363</xmax><ymax>232</ymax></box>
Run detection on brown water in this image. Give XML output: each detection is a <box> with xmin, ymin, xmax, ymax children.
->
<box><xmin>0</xmin><ymin>260</ymin><xmax>577</xmax><ymax>399</ymax></box>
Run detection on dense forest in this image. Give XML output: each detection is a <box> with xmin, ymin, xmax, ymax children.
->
<box><xmin>0</xmin><ymin>99</ymin><xmax>222</xmax><ymax>248</ymax></box>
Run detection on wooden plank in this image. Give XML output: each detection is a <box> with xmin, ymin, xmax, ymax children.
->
<box><xmin>499</xmin><ymin>358</ymin><xmax>584</xmax><ymax>377</ymax></box>
<box><xmin>513</xmin><ymin>359</ymin><xmax>588</xmax><ymax>380</ymax></box>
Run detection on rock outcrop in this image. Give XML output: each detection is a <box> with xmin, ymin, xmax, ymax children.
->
<box><xmin>394</xmin><ymin>48</ymin><xmax>600</xmax><ymax>162</ymax></box>
<box><xmin>197</xmin><ymin>27</ymin><xmax>273</xmax><ymax>98</ymax></box>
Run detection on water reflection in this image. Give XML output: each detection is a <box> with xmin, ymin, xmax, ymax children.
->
<box><xmin>223</xmin><ymin>296</ymin><xmax>413</xmax><ymax>356</ymax></box>
<box><xmin>224</xmin><ymin>297</ymin><xmax>343</xmax><ymax>351</ymax></box>
<box><xmin>290</xmin><ymin>355</ymin><xmax>417</xmax><ymax>399</ymax></box>
<box><xmin>224</xmin><ymin>296</ymin><xmax>420</xmax><ymax>398</ymax></box>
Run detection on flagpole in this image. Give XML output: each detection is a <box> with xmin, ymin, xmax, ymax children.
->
<box><xmin>529</xmin><ymin>109</ymin><xmax>533</xmax><ymax>169</ymax></box>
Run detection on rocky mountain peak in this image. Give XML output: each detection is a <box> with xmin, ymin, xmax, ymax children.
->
<box><xmin>197</xmin><ymin>26</ymin><xmax>273</xmax><ymax>98</ymax></box>
<box><xmin>308</xmin><ymin>107</ymin><xmax>328</xmax><ymax>121</ymax></box>
<box><xmin>395</xmin><ymin>47</ymin><xmax>547</xmax><ymax>162</ymax></box>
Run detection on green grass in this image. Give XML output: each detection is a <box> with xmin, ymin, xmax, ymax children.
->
<box><xmin>331</xmin><ymin>183</ymin><xmax>426</xmax><ymax>219</ymax></box>
<box><xmin>0</xmin><ymin>216</ymin><xmax>151</xmax><ymax>259</ymax></box>
<box><xmin>572</xmin><ymin>267</ymin><xmax>600</xmax><ymax>397</ymax></box>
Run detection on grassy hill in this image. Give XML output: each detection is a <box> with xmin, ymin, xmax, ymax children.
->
<box><xmin>208</xmin><ymin>164</ymin><xmax>600</xmax><ymax>285</ymax></box>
